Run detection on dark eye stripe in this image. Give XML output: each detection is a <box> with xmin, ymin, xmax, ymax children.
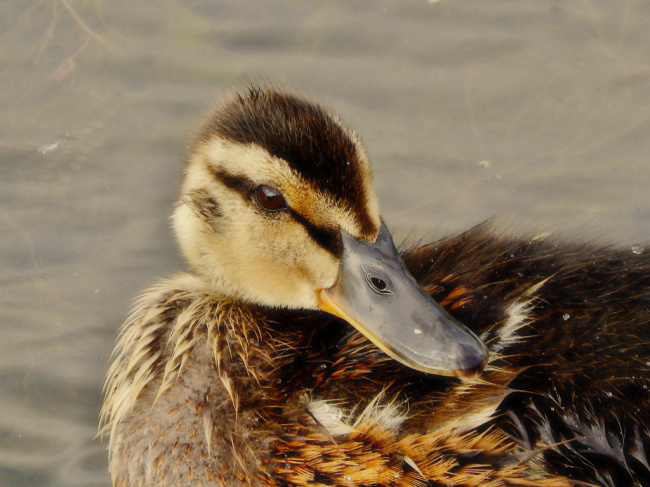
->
<box><xmin>211</xmin><ymin>168</ymin><xmax>255</xmax><ymax>199</ymax></box>
<box><xmin>210</xmin><ymin>167</ymin><xmax>341</xmax><ymax>256</ymax></box>
<box><xmin>289</xmin><ymin>209</ymin><xmax>342</xmax><ymax>257</ymax></box>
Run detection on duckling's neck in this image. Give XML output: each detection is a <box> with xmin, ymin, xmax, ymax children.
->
<box><xmin>103</xmin><ymin>274</ymin><xmax>290</xmax><ymax>485</ymax></box>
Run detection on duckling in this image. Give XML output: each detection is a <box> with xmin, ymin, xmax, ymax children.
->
<box><xmin>101</xmin><ymin>86</ymin><xmax>650</xmax><ymax>487</ymax></box>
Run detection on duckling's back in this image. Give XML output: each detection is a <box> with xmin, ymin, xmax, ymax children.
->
<box><xmin>403</xmin><ymin>224</ymin><xmax>650</xmax><ymax>486</ymax></box>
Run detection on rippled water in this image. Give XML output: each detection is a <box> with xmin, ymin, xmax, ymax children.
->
<box><xmin>1</xmin><ymin>1</ymin><xmax>649</xmax><ymax>485</ymax></box>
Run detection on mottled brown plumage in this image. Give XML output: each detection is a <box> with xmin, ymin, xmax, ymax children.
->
<box><xmin>101</xmin><ymin>87</ymin><xmax>650</xmax><ymax>487</ymax></box>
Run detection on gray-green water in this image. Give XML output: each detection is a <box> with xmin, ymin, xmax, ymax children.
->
<box><xmin>1</xmin><ymin>1</ymin><xmax>649</xmax><ymax>485</ymax></box>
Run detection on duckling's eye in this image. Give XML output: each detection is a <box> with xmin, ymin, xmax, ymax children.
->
<box><xmin>255</xmin><ymin>185</ymin><xmax>287</xmax><ymax>212</ymax></box>
<box><xmin>366</xmin><ymin>275</ymin><xmax>391</xmax><ymax>295</ymax></box>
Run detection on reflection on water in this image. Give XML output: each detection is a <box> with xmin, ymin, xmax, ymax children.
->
<box><xmin>0</xmin><ymin>1</ymin><xmax>649</xmax><ymax>485</ymax></box>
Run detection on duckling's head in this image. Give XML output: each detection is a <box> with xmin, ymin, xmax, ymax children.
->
<box><xmin>174</xmin><ymin>87</ymin><xmax>379</xmax><ymax>309</ymax></box>
<box><xmin>173</xmin><ymin>86</ymin><xmax>487</xmax><ymax>378</ymax></box>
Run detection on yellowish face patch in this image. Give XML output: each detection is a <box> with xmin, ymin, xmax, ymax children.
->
<box><xmin>173</xmin><ymin>136</ymin><xmax>380</xmax><ymax>310</ymax></box>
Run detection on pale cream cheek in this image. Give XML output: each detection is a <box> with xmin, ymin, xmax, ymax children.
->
<box><xmin>173</xmin><ymin>199</ymin><xmax>340</xmax><ymax>309</ymax></box>
<box><xmin>222</xmin><ymin>215</ymin><xmax>340</xmax><ymax>309</ymax></box>
<box><xmin>172</xmin><ymin>174</ymin><xmax>235</xmax><ymax>277</ymax></box>
<box><xmin>172</xmin><ymin>205</ymin><xmax>213</xmax><ymax>273</ymax></box>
